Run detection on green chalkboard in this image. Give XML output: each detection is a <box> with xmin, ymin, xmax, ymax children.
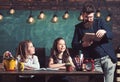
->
<box><xmin>0</xmin><ymin>10</ymin><xmax>80</xmax><ymax>56</ymax></box>
<box><xmin>0</xmin><ymin>10</ymin><xmax>112</xmax><ymax>56</ymax></box>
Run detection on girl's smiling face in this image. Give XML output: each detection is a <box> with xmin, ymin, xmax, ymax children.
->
<box><xmin>57</xmin><ymin>39</ymin><xmax>66</xmax><ymax>53</ymax></box>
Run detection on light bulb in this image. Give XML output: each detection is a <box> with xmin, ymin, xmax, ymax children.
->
<box><xmin>106</xmin><ymin>15</ymin><xmax>111</xmax><ymax>22</ymax></box>
<box><xmin>28</xmin><ymin>16</ymin><xmax>35</xmax><ymax>24</ymax></box>
<box><xmin>63</xmin><ymin>11</ymin><xmax>69</xmax><ymax>19</ymax></box>
<box><xmin>96</xmin><ymin>10</ymin><xmax>101</xmax><ymax>18</ymax></box>
<box><xmin>9</xmin><ymin>8</ymin><xmax>15</xmax><ymax>14</ymax></box>
<box><xmin>0</xmin><ymin>14</ymin><xmax>3</xmax><ymax>21</ymax></box>
<box><xmin>52</xmin><ymin>15</ymin><xmax>58</xmax><ymax>23</ymax></box>
<box><xmin>38</xmin><ymin>11</ymin><xmax>45</xmax><ymax>19</ymax></box>
<box><xmin>78</xmin><ymin>14</ymin><xmax>83</xmax><ymax>21</ymax></box>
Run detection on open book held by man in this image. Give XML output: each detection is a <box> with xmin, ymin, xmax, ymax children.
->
<box><xmin>82</xmin><ymin>33</ymin><xmax>101</xmax><ymax>42</ymax></box>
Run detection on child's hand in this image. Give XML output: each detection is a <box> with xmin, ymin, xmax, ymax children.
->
<box><xmin>24</xmin><ymin>66</ymin><xmax>34</xmax><ymax>70</ymax></box>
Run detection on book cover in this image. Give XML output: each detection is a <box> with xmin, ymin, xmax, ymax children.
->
<box><xmin>82</xmin><ymin>33</ymin><xmax>101</xmax><ymax>42</ymax></box>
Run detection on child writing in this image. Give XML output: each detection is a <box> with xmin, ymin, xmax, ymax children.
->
<box><xmin>16</xmin><ymin>40</ymin><xmax>40</xmax><ymax>70</ymax></box>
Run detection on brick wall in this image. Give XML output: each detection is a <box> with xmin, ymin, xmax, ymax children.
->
<box><xmin>109</xmin><ymin>2</ymin><xmax>120</xmax><ymax>49</ymax></box>
<box><xmin>107</xmin><ymin>2</ymin><xmax>120</xmax><ymax>82</ymax></box>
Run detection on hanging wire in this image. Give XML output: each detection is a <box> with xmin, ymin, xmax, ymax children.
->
<box><xmin>9</xmin><ymin>0</ymin><xmax>15</xmax><ymax>15</ymax></box>
<box><xmin>78</xmin><ymin>0</ymin><xmax>83</xmax><ymax>21</ymax></box>
<box><xmin>37</xmin><ymin>0</ymin><xmax>46</xmax><ymax>20</ymax></box>
<box><xmin>27</xmin><ymin>2</ymin><xmax>35</xmax><ymax>24</ymax></box>
<box><xmin>96</xmin><ymin>0</ymin><xmax>101</xmax><ymax>18</ymax></box>
<box><xmin>62</xmin><ymin>0</ymin><xmax>69</xmax><ymax>19</ymax></box>
<box><xmin>51</xmin><ymin>0</ymin><xmax>59</xmax><ymax>23</ymax></box>
<box><xmin>103</xmin><ymin>0</ymin><xmax>111</xmax><ymax>22</ymax></box>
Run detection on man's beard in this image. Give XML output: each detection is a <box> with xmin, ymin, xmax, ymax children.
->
<box><xmin>83</xmin><ymin>21</ymin><xmax>93</xmax><ymax>29</ymax></box>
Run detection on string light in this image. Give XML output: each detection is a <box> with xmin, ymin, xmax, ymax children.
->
<box><xmin>51</xmin><ymin>14</ymin><xmax>58</xmax><ymax>23</ymax></box>
<box><xmin>104</xmin><ymin>0</ymin><xmax>111</xmax><ymax>22</ymax></box>
<box><xmin>27</xmin><ymin>1</ymin><xmax>35</xmax><ymax>24</ymax></box>
<box><xmin>0</xmin><ymin>1</ymin><xmax>112</xmax><ymax>23</ymax></box>
<box><xmin>63</xmin><ymin>11</ymin><xmax>69</xmax><ymax>19</ymax></box>
<box><xmin>0</xmin><ymin>13</ymin><xmax>3</xmax><ymax>21</ymax></box>
<box><xmin>78</xmin><ymin>13</ymin><xmax>83</xmax><ymax>21</ymax></box>
<box><xmin>38</xmin><ymin>11</ymin><xmax>45</xmax><ymax>19</ymax></box>
<box><xmin>9</xmin><ymin>0</ymin><xmax>15</xmax><ymax>15</ymax></box>
<box><xmin>9</xmin><ymin>8</ymin><xmax>15</xmax><ymax>15</ymax></box>
<box><xmin>27</xmin><ymin>15</ymin><xmax>35</xmax><ymax>24</ymax></box>
<box><xmin>106</xmin><ymin>14</ymin><xmax>111</xmax><ymax>22</ymax></box>
<box><xmin>27</xmin><ymin>9</ymin><xmax>35</xmax><ymax>24</ymax></box>
<box><xmin>96</xmin><ymin>10</ymin><xmax>101</xmax><ymax>18</ymax></box>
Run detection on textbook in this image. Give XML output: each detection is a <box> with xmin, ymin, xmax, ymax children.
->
<box><xmin>82</xmin><ymin>33</ymin><xmax>101</xmax><ymax>42</ymax></box>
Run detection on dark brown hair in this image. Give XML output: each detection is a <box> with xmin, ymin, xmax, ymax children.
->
<box><xmin>50</xmin><ymin>37</ymin><xmax>70</xmax><ymax>63</ymax></box>
<box><xmin>82</xmin><ymin>1</ymin><xmax>96</xmax><ymax>14</ymax></box>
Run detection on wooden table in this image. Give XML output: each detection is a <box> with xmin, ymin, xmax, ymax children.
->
<box><xmin>0</xmin><ymin>69</ymin><xmax>104</xmax><ymax>82</ymax></box>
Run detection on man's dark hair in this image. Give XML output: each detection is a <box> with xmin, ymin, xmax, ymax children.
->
<box><xmin>82</xmin><ymin>1</ymin><xmax>96</xmax><ymax>14</ymax></box>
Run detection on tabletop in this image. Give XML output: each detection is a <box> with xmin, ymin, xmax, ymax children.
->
<box><xmin>0</xmin><ymin>68</ymin><xmax>104</xmax><ymax>82</ymax></box>
<box><xmin>0</xmin><ymin>69</ymin><xmax>103</xmax><ymax>76</ymax></box>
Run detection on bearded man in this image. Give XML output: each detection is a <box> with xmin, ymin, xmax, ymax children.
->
<box><xmin>72</xmin><ymin>1</ymin><xmax>117</xmax><ymax>82</ymax></box>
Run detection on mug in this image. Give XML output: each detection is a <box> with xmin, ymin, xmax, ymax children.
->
<box><xmin>65</xmin><ymin>63</ymin><xmax>73</xmax><ymax>72</ymax></box>
<box><xmin>18</xmin><ymin>62</ymin><xmax>24</xmax><ymax>71</ymax></box>
<box><xmin>3</xmin><ymin>59</ymin><xmax>16</xmax><ymax>71</ymax></box>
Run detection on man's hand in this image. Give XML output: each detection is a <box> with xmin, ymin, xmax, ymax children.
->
<box><xmin>96</xmin><ymin>29</ymin><xmax>106</xmax><ymax>38</ymax></box>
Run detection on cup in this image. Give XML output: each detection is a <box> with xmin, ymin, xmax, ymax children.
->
<box><xmin>3</xmin><ymin>59</ymin><xmax>16</xmax><ymax>71</ymax></box>
<box><xmin>18</xmin><ymin>62</ymin><xmax>24</xmax><ymax>71</ymax></box>
<box><xmin>9</xmin><ymin>59</ymin><xmax>16</xmax><ymax>71</ymax></box>
<box><xmin>65</xmin><ymin>63</ymin><xmax>73</xmax><ymax>72</ymax></box>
